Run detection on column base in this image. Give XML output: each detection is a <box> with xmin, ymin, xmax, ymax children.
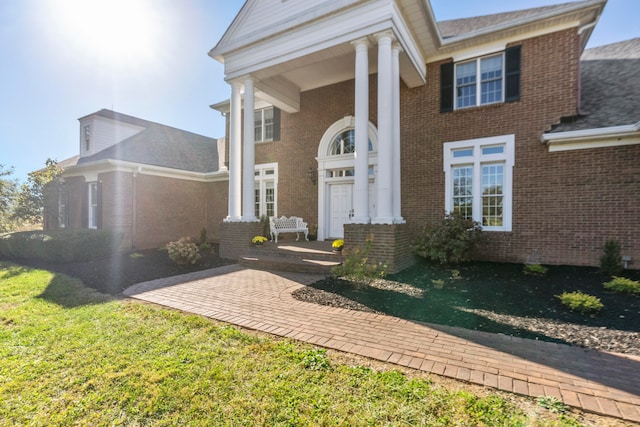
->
<box><xmin>344</xmin><ymin>223</ymin><xmax>415</xmax><ymax>274</ymax></box>
<box><xmin>350</xmin><ymin>217</ymin><xmax>371</xmax><ymax>224</ymax></box>
<box><xmin>219</xmin><ymin>221</ymin><xmax>263</xmax><ymax>260</ymax></box>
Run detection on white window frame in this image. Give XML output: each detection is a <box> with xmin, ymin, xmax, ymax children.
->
<box><xmin>254</xmin><ymin>107</ymin><xmax>274</xmax><ymax>143</ymax></box>
<box><xmin>88</xmin><ymin>182</ymin><xmax>98</xmax><ymax>229</ymax></box>
<box><xmin>58</xmin><ymin>185</ymin><xmax>66</xmax><ymax>228</ymax></box>
<box><xmin>254</xmin><ymin>163</ymin><xmax>277</xmax><ymax>218</ymax></box>
<box><xmin>443</xmin><ymin>134</ymin><xmax>515</xmax><ymax>231</ymax></box>
<box><xmin>455</xmin><ymin>53</ymin><xmax>505</xmax><ymax>109</ymax></box>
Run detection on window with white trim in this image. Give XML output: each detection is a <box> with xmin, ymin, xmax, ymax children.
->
<box><xmin>254</xmin><ymin>107</ymin><xmax>274</xmax><ymax>142</ymax></box>
<box><xmin>255</xmin><ymin>164</ymin><xmax>277</xmax><ymax>218</ymax></box>
<box><xmin>444</xmin><ymin>135</ymin><xmax>514</xmax><ymax>231</ymax></box>
<box><xmin>88</xmin><ymin>182</ymin><xmax>98</xmax><ymax>229</ymax></box>
<box><xmin>456</xmin><ymin>53</ymin><xmax>504</xmax><ymax>108</ymax></box>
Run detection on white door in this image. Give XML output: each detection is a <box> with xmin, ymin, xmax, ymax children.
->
<box><xmin>328</xmin><ymin>183</ymin><xmax>353</xmax><ymax>238</ymax></box>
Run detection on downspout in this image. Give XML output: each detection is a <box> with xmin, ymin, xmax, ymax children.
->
<box><xmin>132</xmin><ymin>166</ymin><xmax>140</xmax><ymax>249</ymax></box>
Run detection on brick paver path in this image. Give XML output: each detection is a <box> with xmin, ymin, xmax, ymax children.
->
<box><xmin>124</xmin><ymin>265</ymin><xmax>640</xmax><ymax>422</ymax></box>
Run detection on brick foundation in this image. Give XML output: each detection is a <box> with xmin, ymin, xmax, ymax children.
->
<box><xmin>219</xmin><ymin>221</ymin><xmax>263</xmax><ymax>261</ymax></box>
<box><xmin>344</xmin><ymin>223</ymin><xmax>414</xmax><ymax>274</ymax></box>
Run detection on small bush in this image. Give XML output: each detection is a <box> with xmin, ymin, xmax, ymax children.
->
<box><xmin>556</xmin><ymin>291</ymin><xmax>603</xmax><ymax>314</ymax></box>
<box><xmin>166</xmin><ymin>237</ymin><xmax>201</xmax><ymax>265</ymax></box>
<box><xmin>332</xmin><ymin>239</ymin><xmax>344</xmax><ymax>250</ymax></box>
<box><xmin>600</xmin><ymin>239</ymin><xmax>622</xmax><ymax>276</ymax></box>
<box><xmin>413</xmin><ymin>213</ymin><xmax>483</xmax><ymax>265</ymax></box>
<box><xmin>523</xmin><ymin>263</ymin><xmax>548</xmax><ymax>276</ymax></box>
<box><xmin>331</xmin><ymin>235</ymin><xmax>386</xmax><ymax>282</ymax></box>
<box><xmin>0</xmin><ymin>229</ymin><xmax>122</xmax><ymax>263</ymax></box>
<box><xmin>603</xmin><ymin>276</ymin><xmax>640</xmax><ymax>294</ymax></box>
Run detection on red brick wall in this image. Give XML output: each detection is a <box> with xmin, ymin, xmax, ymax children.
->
<box><xmin>267</xmin><ymin>29</ymin><xmax>638</xmax><ymax>268</ymax></box>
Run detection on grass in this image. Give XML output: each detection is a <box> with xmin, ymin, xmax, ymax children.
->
<box><xmin>0</xmin><ymin>262</ymin><xmax>585</xmax><ymax>426</ymax></box>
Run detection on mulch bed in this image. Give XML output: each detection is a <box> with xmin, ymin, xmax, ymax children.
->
<box><xmin>292</xmin><ymin>262</ymin><xmax>640</xmax><ymax>356</ymax></box>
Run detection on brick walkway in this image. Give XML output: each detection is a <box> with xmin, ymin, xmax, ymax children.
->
<box><xmin>123</xmin><ymin>264</ymin><xmax>640</xmax><ymax>423</ymax></box>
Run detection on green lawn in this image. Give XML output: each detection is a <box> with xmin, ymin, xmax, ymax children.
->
<box><xmin>0</xmin><ymin>262</ymin><xmax>585</xmax><ymax>426</ymax></box>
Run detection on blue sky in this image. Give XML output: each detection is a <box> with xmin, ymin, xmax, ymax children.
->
<box><xmin>1</xmin><ymin>0</ymin><xmax>637</xmax><ymax>183</ymax></box>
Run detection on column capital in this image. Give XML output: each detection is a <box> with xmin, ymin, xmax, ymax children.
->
<box><xmin>392</xmin><ymin>42</ymin><xmax>403</xmax><ymax>55</ymax></box>
<box><xmin>373</xmin><ymin>30</ymin><xmax>395</xmax><ymax>44</ymax></box>
<box><xmin>351</xmin><ymin>37</ymin><xmax>371</xmax><ymax>50</ymax></box>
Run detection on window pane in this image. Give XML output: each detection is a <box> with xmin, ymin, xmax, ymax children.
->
<box><xmin>482</xmin><ymin>164</ymin><xmax>504</xmax><ymax>226</ymax></box>
<box><xmin>453</xmin><ymin>148</ymin><xmax>473</xmax><ymax>158</ymax></box>
<box><xmin>264</xmin><ymin>108</ymin><xmax>274</xmax><ymax>140</ymax></box>
<box><xmin>482</xmin><ymin>145</ymin><xmax>504</xmax><ymax>155</ymax></box>
<box><xmin>265</xmin><ymin>181</ymin><xmax>275</xmax><ymax>217</ymax></box>
<box><xmin>456</xmin><ymin>62</ymin><xmax>476</xmax><ymax>108</ymax></box>
<box><xmin>330</xmin><ymin>129</ymin><xmax>355</xmax><ymax>155</ymax></box>
<box><xmin>254</xmin><ymin>111</ymin><xmax>262</xmax><ymax>142</ymax></box>
<box><xmin>480</xmin><ymin>55</ymin><xmax>503</xmax><ymax>104</ymax></box>
<box><xmin>452</xmin><ymin>166</ymin><xmax>473</xmax><ymax>220</ymax></box>
<box><xmin>255</xmin><ymin>187</ymin><xmax>260</xmax><ymax>218</ymax></box>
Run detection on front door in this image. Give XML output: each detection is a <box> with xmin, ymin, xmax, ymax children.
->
<box><xmin>328</xmin><ymin>183</ymin><xmax>353</xmax><ymax>238</ymax></box>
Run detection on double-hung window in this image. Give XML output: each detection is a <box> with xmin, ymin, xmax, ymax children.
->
<box><xmin>444</xmin><ymin>135</ymin><xmax>515</xmax><ymax>231</ymax></box>
<box><xmin>456</xmin><ymin>53</ymin><xmax>504</xmax><ymax>108</ymax></box>
<box><xmin>88</xmin><ymin>182</ymin><xmax>98</xmax><ymax>229</ymax></box>
<box><xmin>255</xmin><ymin>163</ymin><xmax>277</xmax><ymax>218</ymax></box>
<box><xmin>254</xmin><ymin>107</ymin><xmax>274</xmax><ymax>142</ymax></box>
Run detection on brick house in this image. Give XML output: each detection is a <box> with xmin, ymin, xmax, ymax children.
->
<box><xmin>209</xmin><ymin>0</ymin><xmax>638</xmax><ymax>271</ymax></box>
<box><xmin>52</xmin><ymin>0</ymin><xmax>639</xmax><ymax>272</ymax></box>
<box><xmin>51</xmin><ymin>109</ymin><xmax>228</xmax><ymax>250</ymax></box>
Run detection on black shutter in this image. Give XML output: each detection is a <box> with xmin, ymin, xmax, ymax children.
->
<box><xmin>272</xmin><ymin>107</ymin><xmax>281</xmax><ymax>141</ymax></box>
<box><xmin>505</xmin><ymin>45</ymin><xmax>521</xmax><ymax>102</ymax></box>
<box><xmin>440</xmin><ymin>62</ymin><xmax>454</xmax><ymax>112</ymax></box>
<box><xmin>96</xmin><ymin>181</ymin><xmax>103</xmax><ymax>230</ymax></box>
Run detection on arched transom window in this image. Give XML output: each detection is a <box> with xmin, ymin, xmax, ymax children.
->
<box><xmin>329</xmin><ymin>129</ymin><xmax>373</xmax><ymax>156</ymax></box>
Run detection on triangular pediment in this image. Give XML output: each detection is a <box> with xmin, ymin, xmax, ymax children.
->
<box><xmin>210</xmin><ymin>0</ymin><xmax>361</xmax><ymax>60</ymax></box>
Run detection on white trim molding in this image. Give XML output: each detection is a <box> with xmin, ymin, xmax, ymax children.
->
<box><xmin>542</xmin><ymin>122</ymin><xmax>640</xmax><ymax>152</ymax></box>
<box><xmin>443</xmin><ymin>134</ymin><xmax>515</xmax><ymax>232</ymax></box>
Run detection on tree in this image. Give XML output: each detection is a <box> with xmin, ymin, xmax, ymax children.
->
<box><xmin>0</xmin><ymin>164</ymin><xmax>17</xmax><ymax>232</ymax></box>
<box><xmin>12</xmin><ymin>159</ymin><xmax>63</xmax><ymax>227</ymax></box>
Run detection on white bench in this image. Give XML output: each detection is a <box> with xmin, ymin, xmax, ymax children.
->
<box><xmin>269</xmin><ymin>216</ymin><xmax>309</xmax><ymax>243</ymax></box>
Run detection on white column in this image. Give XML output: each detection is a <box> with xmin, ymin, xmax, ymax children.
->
<box><xmin>373</xmin><ymin>31</ymin><xmax>394</xmax><ymax>224</ymax></box>
<box><xmin>392</xmin><ymin>43</ymin><xmax>404</xmax><ymax>223</ymax></box>
<box><xmin>226</xmin><ymin>80</ymin><xmax>242</xmax><ymax>221</ymax></box>
<box><xmin>242</xmin><ymin>77</ymin><xmax>257</xmax><ymax>221</ymax></box>
<box><xmin>352</xmin><ymin>37</ymin><xmax>370</xmax><ymax>224</ymax></box>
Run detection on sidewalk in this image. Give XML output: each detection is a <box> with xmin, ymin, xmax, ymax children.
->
<box><xmin>124</xmin><ymin>264</ymin><xmax>640</xmax><ymax>423</ymax></box>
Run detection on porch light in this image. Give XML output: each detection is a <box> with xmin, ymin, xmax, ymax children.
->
<box><xmin>308</xmin><ymin>167</ymin><xmax>317</xmax><ymax>185</ymax></box>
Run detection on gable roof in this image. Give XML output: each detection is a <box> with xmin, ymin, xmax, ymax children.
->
<box><xmin>549</xmin><ymin>38</ymin><xmax>640</xmax><ymax>133</ymax></box>
<box><xmin>77</xmin><ymin>110</ymin><xmax>220</xmax><ymax>173</ymax></box>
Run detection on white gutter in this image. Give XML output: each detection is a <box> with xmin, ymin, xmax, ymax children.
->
<box><xmin>542</xmin><ymin>122</ymin><xmax>640</xmax><ymax>152</ymax></box>
<box><xmin>62</xmin><ymin>159</ymin><xmax>229</xmax><ymax>182</ymax></box>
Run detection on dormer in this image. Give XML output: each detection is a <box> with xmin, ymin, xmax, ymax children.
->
<box><xmin>78</xmin><ymin>109</ymin><xmax>146</xmax><ymax>158</ymax></box>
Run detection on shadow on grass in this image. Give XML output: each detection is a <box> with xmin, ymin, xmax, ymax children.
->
<box><xmin>37</xmin><ymin>273</ymin><xmax>113</xmax><ymax>308</ymax></box>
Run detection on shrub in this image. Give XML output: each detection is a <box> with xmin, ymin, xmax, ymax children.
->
<box><xmin>556</xmin><ymin>291</ymin><xmax>603</xmax><ymax>314</ymax></box>
<box><xmin>600</xmin><ymin>239</ymin><xmax>622</xmax><ymax>276</ymax></box>
<box><xmin>166</xmin><ymin>237</ymin><xmax>201</xmax><ymax>265</ymax></box>
<box><xmin>523</xmin><ymin>263</ymin><xmax>548</xmax><ymax>276</ymax></box>
<box><xmin>331</xmin><ymin>235</ymin><xmax>386</xmax><ymax>281</ymax></box>
<box><xmin>0</xmin><ymin>229</ymin><xmax>122</xmax><ymax>263</ymax></box>
<box><xmin>413</xmin><ymin>213</ymin><xmax>483</xmax><ymax>265</ymax></box>
<box><xmin>603</xmin><ymin>276</ymin><xmax>640</xmax><ymax>294</ymax></box>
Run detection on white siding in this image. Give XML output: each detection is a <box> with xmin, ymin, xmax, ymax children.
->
<box><xmin>79</xmin><ymin>116</ymin><xmax>145</xmax><ymax>158</ymax></box>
